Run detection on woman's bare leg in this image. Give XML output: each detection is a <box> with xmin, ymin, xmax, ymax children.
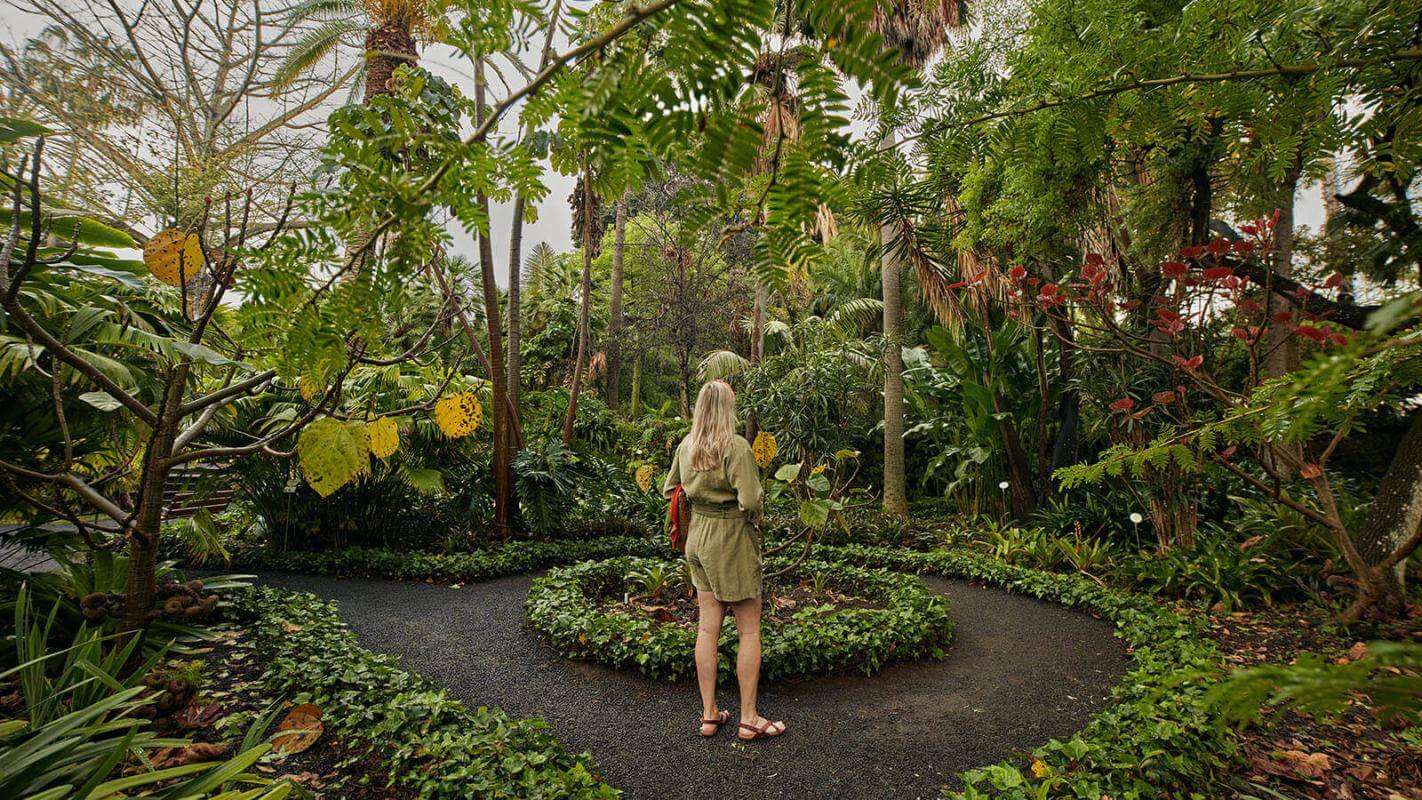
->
<box><xmin>695</xmin><ymin>590</ymin><xmax>727</xmax><ymax>733</ymax></box>
<box><xmin>730</xmin><ymin>596</ymin><xmax>785</xmax><ymax>737</ymax></box>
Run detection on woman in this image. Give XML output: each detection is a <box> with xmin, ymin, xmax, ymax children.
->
<box><xmin>662</xmin><ymin>380</ymin><xmax>787</xmax><ymax>741</ymax></box>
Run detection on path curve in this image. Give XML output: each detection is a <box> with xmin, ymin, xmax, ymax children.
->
<box><xmin>257</xmin><ymin>571</ymin><xmax>1128</xmax><ymax>800</ymax></box>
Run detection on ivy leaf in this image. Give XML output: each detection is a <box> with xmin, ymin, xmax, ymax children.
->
<box><xmin>297</xmin><ymin>417</ymin><xmax>370</xmax><ymax>497</ymax></box>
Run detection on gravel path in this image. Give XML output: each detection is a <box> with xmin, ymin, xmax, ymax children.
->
<box><xmin>257</xmin><ymin>571</ymin><xmax>1128</xmax><ymax>800</ymax></box>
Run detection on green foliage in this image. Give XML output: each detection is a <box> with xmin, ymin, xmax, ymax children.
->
<box><xmin>1114</xmin><ymin>531</ymin><xmax>1309</xmax><ymax>612</ymax></box>
<box><xmin>0</xmin><ymin>587</ymin><xmax>293</xmax><ymax>799</ymax></box>
<box><xmin>1209</xmin><ymin>641</ymin><xmax>1422</xmax><ymax>727</ymax></box>
<box><xmin>526</xmin><ymin>556</ymin><xmax>953</xmax><ymax>681</ymax></box>
<box><xmin>513</xmin><ymin>439</ymin><xmax>585</xmax><ymax>534</ymax></box>
<box><xmin>232</xmin><ymin>587</ymin><xmax>615</xmax><ymax>799</ymax></box>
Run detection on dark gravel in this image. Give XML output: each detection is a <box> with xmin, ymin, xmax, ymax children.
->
<box><xmin>256</xmin><ymin>571</ymin><xmax>1128</xmax><ymax>800</ymax></box>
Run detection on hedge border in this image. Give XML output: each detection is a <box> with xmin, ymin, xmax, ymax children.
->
<box><xmin>231</xmin><ymin>586</ymin><xmax>618</xmax><ymax>799</ymax></box>
<box><xmin>815</xmin><ymin>543</ymin><xmax>1233</xmax><ymax>799</ymax></box>
<box><xmin>524</xmin><ymin>556</ymin><xmax>955</xmax><ymax>681</ymax></box>
<box><xmin>224</xmin><ymin>536</ymin><xmax>663</xmax><ymax>583</ymax></box>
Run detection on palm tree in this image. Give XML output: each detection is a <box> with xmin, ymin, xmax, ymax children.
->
<box><xmin>275</xmin><ymin>0</ymin><xmax>427</xmax><ymax>100</ymax></box>
<box><xmin>869</xmin><ymin>0</ymin><xmax>966</xmax><ymax>516</ymax></box>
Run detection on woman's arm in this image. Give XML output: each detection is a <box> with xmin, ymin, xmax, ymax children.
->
<box><xmin>661</xmin><ymin>441</ymin><xmax>683</xmax><ymax>500</ymax></box>
<box><xmin>728</xmin><ymin>438</ymin><xmax>762</xmax><ymax>514</ymax></box>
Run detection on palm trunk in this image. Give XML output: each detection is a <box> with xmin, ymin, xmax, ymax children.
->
<box><xmin>563</xmin><ymin>164</ymin><xmax>595</xmax><ymax>445</ymax></box>
<box><xmin>629</xmin><ymin>356</ymin><xmax>642</xmax><ymax>416</ymax></box>
<box><xmin>606</xmin><ymin>193</ymin><xmax>628</xmax><ymax>412</ymax></box>
<box><xmin>473</xmin><ymin>62</ymin><xmax>514</xmax><ymax>535</ymax></box>
<box><xmin>363</xmin><ymin>25</ymin><xmax>417</xmax><ymax>101</ymax></box>
<box><xmin>507</xmin><ymin>195</ymin><xmax>525</xmax><ymax>426</ymax></box>
<box><xmin>1356</xmin><ymin>410</ymin><xmax>1422</xmax><ymax>601</ymax></box>
<box><xmin>879</xmin><ymin>131</ymin><xmax>909</xmax><ymax>516</ymax></box>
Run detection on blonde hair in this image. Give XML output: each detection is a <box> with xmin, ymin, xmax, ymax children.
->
<box><xmin>688</xmin><ymin>381</ymin><xmax>737</xmax><ymax>472</ymax></box>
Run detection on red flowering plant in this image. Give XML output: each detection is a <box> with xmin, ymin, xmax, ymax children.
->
<box><xmin>991</xmin><ymin>213</ymin><xmax>1422</xmax><ymax>622</ymax></box>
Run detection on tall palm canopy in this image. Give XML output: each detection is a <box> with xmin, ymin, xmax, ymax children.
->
<box><xmin>870</xmin><ymin>0</ymin><xmax>965</xmax><ymax>69</ymax></box>
<box><xmin>275</xmin><ymin>0</ymin><xmax>428</xmax><ymax>99</ymax></box>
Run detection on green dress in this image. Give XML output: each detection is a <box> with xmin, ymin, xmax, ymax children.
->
<box><xmin>661</xmin><ymin>435</ymin><xmax>764</xmax><ymax>602</ymax></box>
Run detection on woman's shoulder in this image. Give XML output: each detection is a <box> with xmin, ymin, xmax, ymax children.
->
<box><xmin>728</xmin><ymin>435</ymin><xmax>753</xmax><ymax>454</ymax></box>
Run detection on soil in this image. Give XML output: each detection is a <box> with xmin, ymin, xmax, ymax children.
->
<box><xmin>598</xmin><ymin>581</ymin><xmax>883</xmax><ymax>628</ymax></box>
<box><xmin>1205</xmin><ymin>601</ymin><xmax>1422</xmax><ymax>799</ymax></box>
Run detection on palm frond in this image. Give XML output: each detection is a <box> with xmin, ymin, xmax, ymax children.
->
<box><xmin>699</xmin><ymin>349</ymin><xmax>751</xmax><ymax>381</ymax></box>
<box><xmin>273</xmin><ymin>18</ymin><xmax>364</xmax><ymax>90</ymax></box>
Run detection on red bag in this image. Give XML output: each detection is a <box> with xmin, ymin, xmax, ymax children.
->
<box><xmin>668</xmin><ymin>484</ymin><xmax>691</xmax><ymax>552</ymax></box>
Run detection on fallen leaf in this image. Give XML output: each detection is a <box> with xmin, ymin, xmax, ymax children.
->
<box><xmin>272</xmin><ymin>703</ymin><xmax>323</xmax><ymax>755</ymax></box>
<box><xmin>148</xmin><ymin>743</ymin><xmax>229</xmax><ymax>769</ymax></box>
<box><xmin>175</xmin><ymin>699</ymin><xmax>223</xmax><ymax>730</ymax></box>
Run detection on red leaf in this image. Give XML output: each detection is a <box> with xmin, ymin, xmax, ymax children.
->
<box><xmin>1271</xmin><ymin>311</ymin><xmax>1294</xmax><ymax>324</ymax></box>
<box><xmin>1207</xmin><ymin>237</ymin><xmax>1231</xmax><ymax>255</ymax></box>
<box><xmin>1239</xmin><ymin>222</ymin><xmax>1259</xmax><ymax>235</ymax></box>
<box><xmin>1085</xmin><ymin>252</ymin><xmax>1105</xmax><ymax>266</ymax></box>
<box><xmin>947</xmin><ymin>280</ymin><xmax>969</xmax><ymax>290</ymax></box>
<box><xmin>1173</xmin><ymin>354</ymin><xmax>1204</xmax><ymax>371</ymax></box>
<box><xmin>1162</xmin><ymin>260</ymin><xmax>1187</xmax><ymax>278</ymax></box>
<box><xmin>1328</xmin><ymin>331</ymin><xmax>1348</xmax><ymax>346</ymax></box>
<box><xmin>1236</xmin><ymin>298</ymin><xmax>1262</xmax><ymax>315</ymax></box>
<box><xmin>1203</xmin><ymin>266</ymin><xmax>1234</xmax><ymax>281</ymax></box>
<box><xmin>1009</xmin><ymin>265</ymin><xmax>1027</xmax><ymax>281</ymax></box>
<box><xmin>1300</xmin><ymin>463</ymin><xmax>1322</xmax><ymax>479</ymax></box>
<box><xmin>1231</xmin><ymin>327</ymin><xmax>1252</xmax><ymax>341</ymax></box>
<box><xmin>1324</xmin><ymin>272</ymin><xmax>1344</xmax><ymax>288</ymax></box>
<box><xmin>1152</xmin><ymin>390</ymin><xmax>1177</xmax><ymax>404</ymax></box>
<box><xmin>1268</xmin><ymin>208</ymin><xmax>1281</xmax><ymax>228</ymax></box>
<box><xmin>1122</xmin><ymin>299</ymin><xmax>1142</xmax><ymax>311</ymax></box>
<box><xmin>1179</xmin><ymin>245</ymin><xmax>1206</xmax><ymax>259</ymax></box>
<box><xmin>1040</xmin><ymin>282</ymin><xmax>1059</xmax><ymax>295</ymax></box>
<box><xmin>1109</xmin><ymin>397</ymin><xmax>1136</xmax><ymax>413</ymax></box>
<box><xmin>1295</xmin><ymin>325</ymin><xmax>1329</xmax><ymax>342</ymax></box>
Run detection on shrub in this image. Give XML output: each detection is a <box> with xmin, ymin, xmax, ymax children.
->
<box><xmin>1113</xmin><ymin>528</ymin><xmax>1307</xmax><ymax>612</ymax></box>
<box><xmin>525</xmin><ymin>556</ymin><xmax>954</xmax><ymax>681</ymax></box>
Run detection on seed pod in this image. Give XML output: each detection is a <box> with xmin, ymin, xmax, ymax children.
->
<box><xmin>183</xmin><ymin>605</ymin><xmax>205</xmax><ymax>618</ymax></box>
<box><xmin>163</xmin><ymin>598</ymin><xmax>184</xmax><ymax>616</ymax></box>
<box><xmin>81</xmin><ymin>591</ymin><xmax>106</xmax><ymax>608</ymax></box>
<box><xmin>186</xmin><ymin>579</ymin><xmax>204</xmax><ymax>592</ymax></box>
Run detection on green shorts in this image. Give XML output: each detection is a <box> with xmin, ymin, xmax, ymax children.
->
<box><xmin>684</xmin><ymin>507</ymin><xmax>762</xmax><ymax>603</ymax></box>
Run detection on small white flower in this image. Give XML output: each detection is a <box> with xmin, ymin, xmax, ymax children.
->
<box><xmin>1129</xmin><ymin>512</ymin><xmax>1144</xmax><ymax>524</ymax></box>
<box><xmin>998</xmin><ymin>481</ymin><xmax>1010</xmax><ymax>490</ymax></box>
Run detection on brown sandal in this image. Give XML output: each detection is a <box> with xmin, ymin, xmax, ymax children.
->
<box><xmin>699</xmin><ymin>709</ymin><xmax>730</xmax><ymax>736</ymax></box>
<box><xmin>738</xmin><ymin>719</ymin><xmax>786</xmax><ymax>740</ymax></box>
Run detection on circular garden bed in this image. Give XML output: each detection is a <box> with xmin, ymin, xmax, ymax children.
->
<box><xmin>525</xmin><ymin>556</ymin><xmax>954</xmax><ymax>680</ymax></box>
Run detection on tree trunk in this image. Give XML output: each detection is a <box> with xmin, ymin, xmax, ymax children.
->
<box><xmin>606</xmin><ymin>193</ymin><xmax>628</xmax><ymax>412</ymax></box>
<box><xmin>1048</xmin><ymin>314</ymin><xmax>1081</xmax><ymax>472</ymax></box>
<box><xmin>629</xmin><ymin>356</ymin><xmax>642</xmax><ymax>416</ymax></box>
<box><xmin>1356</xmin><ymin>409</ymin><xmax>1422</xmax><ymax>600</ymax></box>
<box><xmin>745</xmin><ymin>282</ymin><xmax>767</xmax><ymax>440</ymax></box>
<box><xmin>507</xmin><ymin>194</ymin><xmax>525</xmax><ymax>426</ymax></box>
<box><xmin>363</xmin><ymin>25</ymin><xmax>417</xmax><ymax>101</ymax></box>
<box><xmin>120</xmin><ymin>370</ymin><xmax>188</xmax><ymax>636</ymax></box>
<box><xmin>563</xmin><ymin>164</ymin><xmax>595</xmax><ymax>446</ymax></box>
<box><xmin>473</xmin><ymin>62</ymin><xmax>514</xmax><ymax>536</ymax></box>
<box><xmin>878</xmin><ymin>132</ymin><xmax>909</xmax><ymax>517</ymax></box>
<box><xmin>1263</xmin><ymin>168</ymin><xmax>1303</xmax><ymax>478</ymax></box>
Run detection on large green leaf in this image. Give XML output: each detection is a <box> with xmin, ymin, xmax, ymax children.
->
<box><xmin>297</xmin><ymin>417</ymin><xmax>370</xmax><ymax>497</ymax></box>
<box><xmin>0</xmin><ymin>117</ymin><xmax>50</xmax><ymax>142</ymax></box>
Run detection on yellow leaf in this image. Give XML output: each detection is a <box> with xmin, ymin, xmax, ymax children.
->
<box><xmin>143</xmin><ymin>229</ymin><xmax>204</xmax><ymax>287</ymax></box>
<box><xmin>433</xmin><ymin>392</ymin><xmax>482</xmax><ymax>438</ymax></box>
<box><xmin>752</xmin><ymin>430</ymin><xmax>777</xmax><ymax>468</ymax></box>
<box><xmin>635</xmin><ymin>464</ymin><xmax>655</xmax><ymax>493</ymax></box>
<box><xmin>368</xmin><ymin>416</ymin><xmax>399</xmax><ymax>459</ymax></box>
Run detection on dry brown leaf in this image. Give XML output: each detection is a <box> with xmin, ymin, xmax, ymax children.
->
<box><xmin>149</xmin><ymin>742</ymin><xmax>229</xmax><ymax>769</ymax></box>
<box><xmin>272</xmin><ymin>703</ymin><xmax>324</xmax><ymax>755</ymax></box>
